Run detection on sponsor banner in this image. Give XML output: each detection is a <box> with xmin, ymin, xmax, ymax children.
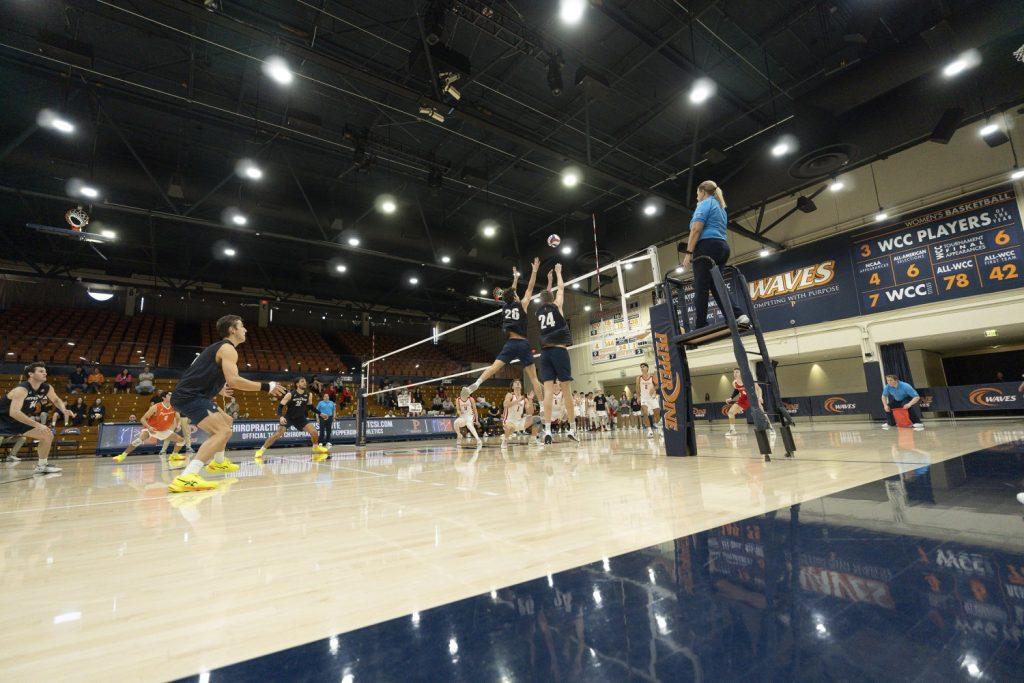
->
<box><xmin>916</xmin><ymin>387</ymin><xmax>950</xmax><ymax>412</ymax></box>
<box><xmin>780</xmin><ymin>396</ymin><xmax>814</xmax><ymax>418</ymax></box>
<box><xmin>810</xmin><ymin>392</ymin><xmax>874</xmax><ymax>417</ymax></box>
<box><xmin>649</xmin><ymin>302</ymin><xmax>693</xmax><ymax>456</ymax></box>
<box><xmin>96</xmin><ymin>416</ymin><xmax>455</xmax><ymax>454</ymax></box>
<box><xmin>946</xmin><ymin>382</ymin><xmax>1024</xmax><ymax>411</ymax></box>
<box><xmin>692</xmin><ymin>402</ymin><xmax>730</xmax><ymax>421</ymax></box>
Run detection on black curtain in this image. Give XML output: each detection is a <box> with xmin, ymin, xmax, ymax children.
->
<box><xmin>880</xmin><ymin>342</ymin><xmax>914</xmax><ymax>384</ymax></box>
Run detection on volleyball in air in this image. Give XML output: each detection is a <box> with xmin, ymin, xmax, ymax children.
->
<box><xmin>547</xmin><ymin>234</ymin><xmax>561</xmax><ymax>248</ymax></box>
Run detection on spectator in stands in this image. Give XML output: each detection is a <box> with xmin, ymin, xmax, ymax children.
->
<box><xmin>86</xmin><ymin>366</ymin><xmax>106</xmax><ymax>394</ymax></box>
<box><xmin>441</xmin><ymin>396</ymin><xmax>454</xmax><ymax>415</ymax></box>
<box><xmin>113</xmin><ymin>368</ymin><xmax>133</xmax><ymax>393</ymax></box>
<box><xmin>996</xmin><ymin>371</ymin><xmax>1005</xmax><ymax>382</ymax></box>
<box><xmin>324</xmin><ymin>383</ymin><xmax>338</xmax><ymax>401</ymax></box>
<box><xmin>136</xmin><ymin>365</ymin><xmax>155</xmax><ymax>394</ymax></box>
<box><xmin>127</xmin><ymin>414</ymin><xmax>137</xmax><ymax>423</ymax></box>
<box><xmin>437</xmin><ymin>386</ymin><xmax>448</xmax><ymax>400</ymax></box>
<box><xmin>881</xmin><ymin>374</ymin><xmax>924</xmax><ymax>431</ymax></box>
<box><xmin>66</xmin><ymin>364</ymin><xmax>88</xmax><ymax>394</ymax></box>
<box><xmin>88</xmin><ymin>398</ymin><xmax>106</xmax><ymax>426</ymax></box>
<box><xmin>339</xmin><ymin>386</ymin><xmax>352</xmax><ymax>408</ymax></box>
<box><xmin>224</xmin><ymin>395</ymin><xmax>240</xmax><ymax>420</ymax></box>
<box><xmin>431</xmin><ymin>394</ymin><xmax>444</xmax><ymax>412</ymax></box>
<box><xmin>69</xmin><ymin>396</ymin><xmax>86</xmax><ymax>426</ymax></box>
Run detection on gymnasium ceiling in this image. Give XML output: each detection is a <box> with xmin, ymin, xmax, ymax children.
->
<box><xmin>1</xmin><ymin>0</ymin><xmax>1023</xmax><ymax>321</ymax></box>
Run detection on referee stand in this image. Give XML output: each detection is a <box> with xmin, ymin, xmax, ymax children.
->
<box><xmin>658</xmin><ymin>257</ymin><xmax>796</xmax><ymax>461</ymax></box>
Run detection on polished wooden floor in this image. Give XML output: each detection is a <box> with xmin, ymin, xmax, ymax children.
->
<box><xmin>0</xmin><ymin>420</ymin><xmax>1017</xmax><ymax>681</ymax></box>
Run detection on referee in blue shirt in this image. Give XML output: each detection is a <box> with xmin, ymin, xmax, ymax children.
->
<box><xmin>315</xmin><ymin>396</ymin><xmax>337</xmax><ymax>446</ymax></box>
<box><xmin>881</xmin><ymin>374</ymin><xmax>924</xmax><ymax>430</ymax></box>
<box><xmin>678</xmin><ymin>180</ymin><xmax>748</xmax><ymax>329</ymax></box>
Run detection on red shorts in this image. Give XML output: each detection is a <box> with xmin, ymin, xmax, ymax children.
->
<box><xmin>736</xmin><ymin>395</ymin><xmax>750</xmax><ymax>410</ymax></box>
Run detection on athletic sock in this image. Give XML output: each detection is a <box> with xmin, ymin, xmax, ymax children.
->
<box><xmin>214</xmin><ymin>451</ymin><xmax>226</xmax><ymax>463</ymax></box>
<box><xmin>544</xmin><ymin>422</ymin><xmax>551</xmax><ymax>436</ymax></box>
<box><xmin>183</xmin><ymin>459</ymin><xmax>204</xmax><ymax>477</ymax></box>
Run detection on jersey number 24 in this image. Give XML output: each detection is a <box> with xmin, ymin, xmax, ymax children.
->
<box><xmin>538</xmin><ymin>312</ymin><xmax>556</xmax><ymax>329</ymax></box>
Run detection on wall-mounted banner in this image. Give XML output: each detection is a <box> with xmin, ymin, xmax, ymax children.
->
<box><xmin>671</xmin><ymin>186</ymin><xmax>1023</xmax><ymax>333</ymax></box>
<box><xmin>945</xmin><ymin>381</ymin><xmax>1024</xmax><ymax>411</ymax></box>
<box><xmin>96</xmin><ymin>416</ymin><xmax>456</xmax><ymax>454</ymax></box>
<box><xmin>809</xmin><ymin>392</ymin><xmax>874</xmax><ymax>417</ymax></box>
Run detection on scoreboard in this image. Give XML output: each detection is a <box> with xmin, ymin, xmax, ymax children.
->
<box><xmin>851</xmin><ymin>188</ymin><xmax>1021</xmax><ymax>314</ymax></box>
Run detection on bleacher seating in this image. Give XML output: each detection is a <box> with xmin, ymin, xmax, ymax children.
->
<box><xmin>201</xmin><ymin>323</ymin><xmax>345</xmax><ymax>374</ymax></box>
<box><xmin>0</xmin><ymin>306</ymin><xmax>174</xmax><ymax>367</ymax></box>
<box><xmin>0</xmin><ymin>371</ymin><xmax>514</xmax><ymax>459</ymax></box>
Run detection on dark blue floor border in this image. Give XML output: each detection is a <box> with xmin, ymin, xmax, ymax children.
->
<box><xmin>177</xmin><ymin>443</ymin><xmax>1024</xmax><ymax>682</ymax></box>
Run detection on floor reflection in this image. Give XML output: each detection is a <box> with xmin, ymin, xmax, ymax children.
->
<box><xmin>186</xmin><ymin>441</ymin><xmax>1024</xmax><ymax>682</ymax></box>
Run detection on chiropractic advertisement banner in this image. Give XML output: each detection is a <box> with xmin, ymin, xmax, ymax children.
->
<box><xmin>675</xmin><ymin>185</ymin><xmax>1023</xmax><ymax>332</ymax></box>
<box><xmin>96</xmin><ymin>416</ymin><xmax>456</xmax><ymax>453</ymax></box>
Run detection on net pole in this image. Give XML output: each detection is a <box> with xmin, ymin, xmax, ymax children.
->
<box><xmin>591</xmin><ymin>212</ymin><xmax>603</xmax><ymax>313</ymax></box>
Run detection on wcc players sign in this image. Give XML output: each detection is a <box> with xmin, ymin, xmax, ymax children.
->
<box><xmin>725</xmin><ymin>185</ymin><xmax>1024</xmax><ymax>332</ymax></box>
<box><xmin>851</xmin><ymin>187</ymin><xmax>1022</xmax><ymax>313</ymax></box>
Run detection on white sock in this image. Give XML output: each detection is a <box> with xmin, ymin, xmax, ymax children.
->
<box><xmin>214</xmin><ymin>451</ymin><xmax>226</xmax><ymax>463</ymax></box>
<box><xmin>36</xmin><ymin>459</ymin><xmax>48</xmax><ymax>467</ymax></box>
<box><xmin>544</xmin><ymin>422</ymin><xmax>551</xmax><ymax>435</ymax></box>
<box><xmin>183</xmin><ymin>459</ymin><xmax>204</xmax><ymax>476</ymax></box>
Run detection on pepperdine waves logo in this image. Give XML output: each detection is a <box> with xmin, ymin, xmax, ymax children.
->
<box><xmin>969</xmin><ymin>387</ymin><xmax>1017</xmax><ymax>408</ymax></box>
<box><xmin>654</xmin><ymin>332</ymin><xmax>682</xmax><ymax>431</ymax></box>
<box><xmin>824</xmin><ymin>396</ymin><xmax>856</xmax><ymax>413</ymax></box>
<box><xmin>748</xmin><ymin>260</ymin><xmax>836</xmax><ymax>301</ymax></box>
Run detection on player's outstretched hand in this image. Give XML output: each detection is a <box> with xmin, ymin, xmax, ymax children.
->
<box><xmin>554</xmin><ymin>263</ymin><xmax>562</xmax><ymax>274</ymax></box>
<box><xmin>531</xmin><ymin>257</ymin><xmax>540</xmax><ymax>271</ymax></box>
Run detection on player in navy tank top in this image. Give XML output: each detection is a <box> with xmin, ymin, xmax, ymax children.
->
<box><xmin>167</xmin><ymin>314</ymin><xmax>286</xmax><ymax>493</ymax></box>
<box><xmin>463</xmin><ymin>258</ymin><xmax>545</xmax><ymax>405</ymax></box>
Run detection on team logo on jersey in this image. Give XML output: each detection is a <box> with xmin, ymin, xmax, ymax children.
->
<box><xmin>654</xmin><ymin>332</ymin><xmax>681</xmax><ymax>431</ymax></box>
<box><xmin>968</xmin><ymin>387</ymin><xmax>1016</xmax><ymax>408</ymax></box>
<box><xmin>824</xmin><ymin>396</ymin><xmax>856</xmax><ymax>413</ymax></box>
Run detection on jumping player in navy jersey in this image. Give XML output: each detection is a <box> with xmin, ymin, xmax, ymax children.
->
<box><xmin>0</xmin><ymin>362</ymin><xmax>75</xmax><ymax>474</ymax></box>
<box><xmin>169</xmin><ymin>314</ymin><xmax>286</xmax><ymax>492</ymax></box>
<box><xmin>537</xmin><ymin>264</ymin><xmax>578</xmax><ymax>444</ymax></box>
<box><xmin>463</xmin><ymin>258</ymin><xmax>545</xmax><ymax>404</ymax></box>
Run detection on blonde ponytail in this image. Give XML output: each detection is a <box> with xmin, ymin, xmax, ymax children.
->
<box><xmin>697</xmin><ymin>180</ymin><xmax>726</xmax><ymax>208</ymax></box>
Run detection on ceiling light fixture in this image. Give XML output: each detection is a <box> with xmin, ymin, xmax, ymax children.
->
<box><xmin>1012</xmin><ymin>168</ymin><xmax>1024</xmax><ymax>181</ymax></box>
<box><xmin>942</xmin><ymin>49</ymin><xmax>981</xmax><ymax>78</ymax></box>
<box><xmin>561</xmin><ymin>245</ymin><xmax>572</xmax><ymax>255</ymax></box>
<box><xmin>347</xmin><ymin>236</ymin><xmax>360</xmax><ymax>247</ymax></box>
<box><xmin>561</xmin><ymin>167</ymin><xmax>580</xmax><ymax>188</ymax></box>
<box><xmin>583</xmin><ymin>304</ymin><xmax>591</xmax><ymax>312</ymax></box>
<box><xmin>481</xmin><ymin>222</ymin><xmax>497</xmax><ymax>238</ymax></box>
<box><xmin>828</xmin><ymin>179</ymin><xmax>845</xmax><ymax>192</ymax></box>
<box><xmin>771</xmin><ymin>141</ymin><xmax>791</xmax><ymax>157</ymax></box>
<box><xmin>559</xmin><ymin>0</ymin><xmax>585</xmax><ymax>25</ymax></box>
<box><xmin>441</xmin><ymin>255</ymin><xmax>451</xmax><ymax>264</ymax></box>
<box><xmin>479</xmin><ymin>288</ymin><xmax>488</xmax><ymax>296</ymax></box>
<box><xmin>99</xmin><ymin>229</ymin><xmax>117</xmax><ymax>239</ymax></box>
<box><xmin>979</xmin><ymin>122</ymin><xmax>999</xmax><ymax>137</ymax></box>
<box><xmin>335</xmin><ymin>264</ymin><xmax>347</xmax><ymax>273</ymax></box>
<box><xmin>759</xmin><ymin>248</ymin><xmax>772</xmax><ymax>258</ymax></box>
<box><xmin>87</xmin><ymin>290</ymin><xmax>114</xmax><ymax>302</ymax></box>
<box><xmin>262</xmin><ymin>56</ymin><xmax>294</xmax><ymax>85</ymax></box>
<box><xmin>688</xmin><ymin>78</ymin><xmax>715</xmax><ymax>104</ymax></box>
<box><xmin>37</xmin><ymin>109</ymin><xmax>75</xmax><ymax>134</ymax></box>
<box><xmin>223</xmin><ymin>247</ymin><xmax>237</xmax><ymax>257</ymax></box>
<box><xmin>874</xmin><ymin>211</ymin><xmax>889</xmax><ymax>222</ymax></box>
<box><xmin>231</xmin><ymin>212</ymin><xmax>248</xmax><ymax>226</ymax></box>
<box><xmin>235</xmin><ymin>159</ymin><xmax>263</xmax><ymax>180</ymax></box>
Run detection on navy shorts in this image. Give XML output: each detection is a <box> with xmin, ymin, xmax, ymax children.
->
<box><xmin>538</xmin><ymin>347</ymin><xmax>573</xmax><ymax>382</ymax></box>
<box><xmin>171</xmin><ymin>395</ymin><xmax>219</xmax><ymax>425</ymax></box>
<box><xmin>496</xmin><ymin>338</ymin><xmax>534</xmax><ymax>367</ymax></box>
<box><xmin>282</xmin><ymin>417</ymin><xmax>309</xmax><ymax>431</ymax></box>
<box><xmin>0</xmin><ymin>415</ymin><xmax>35</xmax><ymax>436</ymax></box>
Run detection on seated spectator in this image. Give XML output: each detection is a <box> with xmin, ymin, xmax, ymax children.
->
<box><xmin>113</xmin><ymin>368</ymin><xmax>133</xmax><ymax>393</ymax></box>
<box><xmin>127</xmin><ymin>414</ymin><xmax>137</xmax><ymax>423</ymax></box>
<box><xmin>88</xmin><ymin>398</ymin><xmax>106</xmax><ymax>426</ymax></box>
<box><xmin>339</xmin><ymin>386</ymin><xmax>352</xmax><ymax>408</ymax></box>
<box><xmin>69</xmin><ymin>397</ymin><xmax>87</xmax><ymax>426</ymax></box>
<box><xmin>66</xmin><ymin>364</ymin><xmax>88</xmax><ymax>394</ymax></box>
<box><xmin>135</xmin><ymin>365</ymin><xmax>155</xmax><ymax>394</ymax></box>
<box><xmin>441</xmin><ymin>397</ymin><xmax>454</xmax><ymax>414</ymax></box>
<box><xmin>431</xmin><ymin>394</ymin><xmax>444</xmax><ymax>411</ymax></box>
<box><xmin>86</xmin><ymin>367</ymin><xmax>106</xmax><ymax>394</ymax></box>
<box><xmin>224</xmin><ymin>396</ymin><xmax>240</xmax><ymax>419</ymax></box>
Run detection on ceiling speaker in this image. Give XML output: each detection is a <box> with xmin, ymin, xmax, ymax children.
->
<box><xmin>788</xmin><ymin>143</ymin><xmax>857</xmax><ymax>179</ymax></box>
<box><xmin>929</xmin><ymin>107</ymin><xmax>964</xmax><ymax>144</ymax></box>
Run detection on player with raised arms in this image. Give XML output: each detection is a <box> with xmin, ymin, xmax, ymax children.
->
<box><xmin>537</xmin><ymin>264</ymin><xmax>579</xmax><ymax>444</ymax></box>
<box><xmin>463</xmin><ymin>258</ymin><xmax>545</xmax><ymax>404</ymax></box>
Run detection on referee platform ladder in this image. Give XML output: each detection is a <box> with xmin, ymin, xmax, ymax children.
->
<box><xmin>662</xmin><ymin>258</ymin><xmax>796</xmax><ymax>462</ymax></box>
